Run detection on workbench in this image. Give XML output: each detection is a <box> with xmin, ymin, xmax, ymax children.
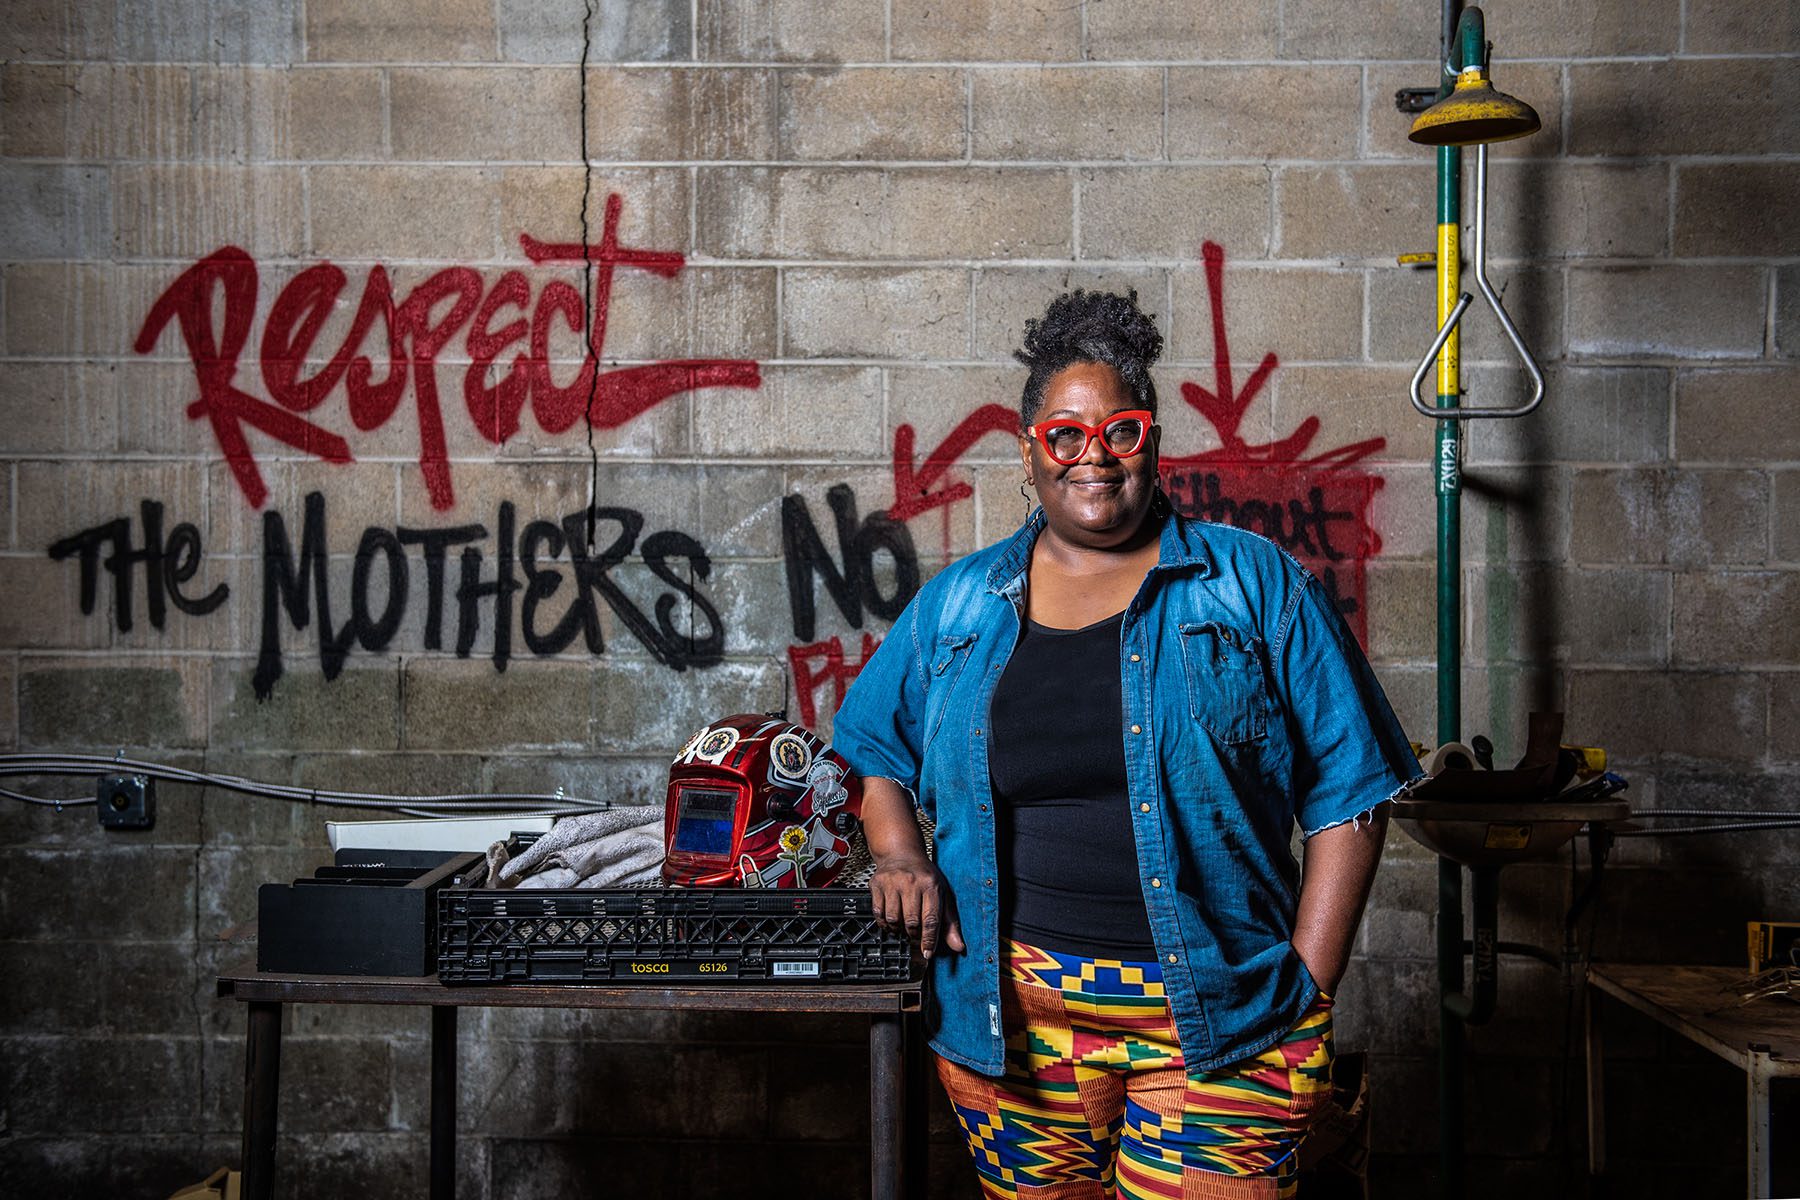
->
<box><xmin>216</xmin><ymin>969</ymin><xmax>928</xmax><ymax>1200</ymax></box>
<box><xmin>1587</xmin><ymin>962</ymin><xmax>1800</xmax><ymax>1197</ymax></box>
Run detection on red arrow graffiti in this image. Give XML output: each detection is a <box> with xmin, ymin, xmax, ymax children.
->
<box><xmin>887</xmin><ymin>403</ymin><xmax>1019</xmax><ymax>523</ymax></box>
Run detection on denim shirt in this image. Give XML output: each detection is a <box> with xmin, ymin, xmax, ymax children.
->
<box><xmin>831</xmin><ymin>508</ymin><xmax>1421</xmax><ymax>1077</ymax></box>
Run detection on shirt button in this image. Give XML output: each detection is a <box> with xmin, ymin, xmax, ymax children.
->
<box><xmin>987</xmin><ymin>953</ymin><xmax>996</xmax><ymax>963</ymax></box>
<box><xmin>974</xmin><ymin>728</ymin><xmax>983</xmax><ymax>737</ymax></box>
<box><xmin>1139</xmin><ymin>803</ymin><xmax>1150</xmax><ymax>813</ymax></box>
<box><xmin>1167</xmin><ymin>954</ymin><xmax>1178</xmax><ymax>965</ymax></box>
<box><xmin>1130</xmin><ymin>654</ymin><xmax>1141</xmax><ymax>662</ymax></box>
<box><xmin>985</xmin><ymin>877</ymin><xmax>994</xmax><ymax>887</ymax></box>
<box><xmin>978</xmin><ymin>803</ymin><xmax>989</xmax><ymax>813</ymax></box>
<box><xmin>1150</xmin><ymin>878</ymin><xmax>1162</xmax><ymax>888</ymax></box>
<box><xmin>1130</xmin><ymin>724</ymin><xmax>1142</xmax><ymax>734</ymax></box>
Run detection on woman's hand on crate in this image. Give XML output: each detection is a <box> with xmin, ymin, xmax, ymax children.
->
<box><xmin>871</xmin><ymin>853</ymin><xmax>964</xmax><ymax>960</ymax></box>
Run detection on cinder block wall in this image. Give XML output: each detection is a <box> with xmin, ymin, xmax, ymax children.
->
<box><xmin>2</xmin><ymin>1</ymin><xmax>1795</xmax><ymax>1195</ymax></box>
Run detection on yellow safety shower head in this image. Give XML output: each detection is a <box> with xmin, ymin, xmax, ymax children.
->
<box><xmin>1408</xmin><ymin>65</ymin><xmax>1541</xmax><ymax>146</ymax></box>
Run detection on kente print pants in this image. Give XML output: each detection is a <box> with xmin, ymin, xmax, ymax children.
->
<box><xmin>936</xmin><ymin>940</ymin><xmax>1335</xmax><ymax>1200</ymax></box>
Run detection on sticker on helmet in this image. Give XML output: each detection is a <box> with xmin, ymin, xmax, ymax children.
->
<box><xmin>807</xmin><ymin>758</ymin><xmax>850</xmax><ymax>814</ymax></box>
<box><xmin>694</xmin><ymin>727</ymin><xmax>740</xmax><ymax>765</ymax></box>
<box><xmin>770</xmin><ymin>731</ymin><xmax>813</xmax><ymax>780</ymax></box>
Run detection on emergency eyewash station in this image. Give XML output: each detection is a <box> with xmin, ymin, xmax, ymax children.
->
<box><xmin>1388</xmin><ymin>7</ymin><xmax>1800</xmax><ymax>1199</ymax></box>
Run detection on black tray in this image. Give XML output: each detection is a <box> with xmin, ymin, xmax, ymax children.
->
<box><xmin>436</xmin><ymin>887</ymin><xmax>915</xmax><ymax>985</ymax></box>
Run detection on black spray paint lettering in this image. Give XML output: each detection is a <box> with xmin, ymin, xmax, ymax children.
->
<box><xmin>48</xmin><ymin>499</ymin><xmax>229</xmax><ymax>631</ymax></box>
<box><xmin>252</xmin><ymin>491</ymin><xmax>724</xmax><ymax>698</ymax></box>
<box><xmin>781</xmin><ymin>484</ymin><xmax>920</xmax><ymax>643</ymax></box>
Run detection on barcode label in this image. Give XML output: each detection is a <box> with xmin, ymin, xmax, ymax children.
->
<box><xmin>772</xmin><ymin>961</ymin><xmax>820</xmax><ymax>977</ymax></box>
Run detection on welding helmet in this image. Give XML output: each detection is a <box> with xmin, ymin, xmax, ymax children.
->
<box><xmin>661</xmin><ymin>714</ymin><xmax>864</xmax><ymax>888</ymax></box>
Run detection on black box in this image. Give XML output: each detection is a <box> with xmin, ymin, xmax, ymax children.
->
<box><xmin>257</xmin><ymin>851</ymin><xmax>484</xmax><ymax>976</ymax></box>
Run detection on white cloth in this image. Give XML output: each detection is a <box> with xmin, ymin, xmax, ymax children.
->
<box><xmin>492</xmin><ymin>806</ymin><xmax>666</xmax><ymax>889</ymax></box>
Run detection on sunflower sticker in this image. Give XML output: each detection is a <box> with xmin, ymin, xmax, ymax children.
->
<box><xmin>778</xmin><ymin>824</ymin><xmax>810</xmax><ymax>887</ymax></box>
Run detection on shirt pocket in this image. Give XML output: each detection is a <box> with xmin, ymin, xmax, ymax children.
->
<box><xmin>924</xmin><ymin>631</ymin><xmax>979</xmax><ymax>742</ymax></box>
<box><xmin>1177</xmin><ymin>621</ymin><xmax>1270</xmax><ymax>745</ymax></box>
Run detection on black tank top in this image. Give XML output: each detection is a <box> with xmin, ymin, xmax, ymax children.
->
<box><xmin>987</xmin><ymin>612</ymin><xmax>1157</xmax><ymax>961</ymax></box>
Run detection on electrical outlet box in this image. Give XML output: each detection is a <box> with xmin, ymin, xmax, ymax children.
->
<box><xmin>97</xmin><ymin>774</ymin><xmax>155</xmax><ymax>831</ymax></box>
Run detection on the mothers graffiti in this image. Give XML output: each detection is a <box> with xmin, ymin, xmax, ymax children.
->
<box><xmin>49</xmin><ymin>493</ymin><xmax>724</xmax><ymax>699</ymax></box>
<box><xmin>132</xmin><ymin>193</ymin><xmax>761</xmax><ymax>512</ymax></box>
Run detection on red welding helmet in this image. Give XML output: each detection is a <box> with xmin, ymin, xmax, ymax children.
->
<box><xmin>661</xmin><ymin>714</ymin><xmax>864</xmax><ymax>888</ymax></box>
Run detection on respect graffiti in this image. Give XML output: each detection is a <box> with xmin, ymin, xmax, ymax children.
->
<box><xmin>132</xmin><ymin>193</ymin><xmax>760</xmax><ymax>513</ymax></box>
<box><xmin>48</xmin><ymin>493</ymin><xmax>724</xmax><ymax>699</ymax></box>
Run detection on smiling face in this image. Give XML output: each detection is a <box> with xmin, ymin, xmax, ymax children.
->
<box><xmin>1020</xmin><ymin>361</ymin><xmax>1160</xmax><ymax>550</ymax></box>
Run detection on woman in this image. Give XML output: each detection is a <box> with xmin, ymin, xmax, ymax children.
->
<box><xmin>832</xmin><ymin>290</ymin><xmax>1418</xmax><ymax>1199</ymax></box>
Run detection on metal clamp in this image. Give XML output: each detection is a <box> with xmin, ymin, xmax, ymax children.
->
<box><xmin>1410</xmin><ymin>143</ymin><xmax>1546</xmax><ymax>421</ymax></box>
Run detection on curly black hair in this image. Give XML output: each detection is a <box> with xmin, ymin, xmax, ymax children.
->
<box><xmin>1014</xmin><ymin>288</ymin><xmax>1164</xmax><ymax>429</ymax></box>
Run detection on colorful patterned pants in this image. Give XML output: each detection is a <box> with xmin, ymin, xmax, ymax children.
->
<box><xmin>936</xmin><ymin>940</ymin><xmax>1335</xmax><ymax>1199</ymax></box>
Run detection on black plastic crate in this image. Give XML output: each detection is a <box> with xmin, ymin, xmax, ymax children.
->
<box><xmin>436</xmin><ymin>887</ymin><xmax>916</xmax><ymax>985</ymax></box>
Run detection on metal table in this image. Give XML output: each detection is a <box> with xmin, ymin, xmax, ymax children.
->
<box><xmin>217</xmin><ymin>969</ymin><xmax>928</xmax><ymax>1200</ymax></box>
<box><xmin>1586</xmin><ymin>963</ymin><xmax>1800</xmax><ymax>1197</ymax></box>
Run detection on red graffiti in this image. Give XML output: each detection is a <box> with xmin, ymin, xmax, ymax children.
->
<box><xmin>1160</xmin><ymin>240</ymin><xmax>1386</xmax><ymax>642</ymax></box>
<box><xmin>134</xmin><ymin>193</ymin><xmax>761</xmax><ymax>511</ymax></box>
<box><xmin>887</xmin><ymin>404</ymin><xmax>1020</xmax><ymax>523</ymax></box>
<box><xmin>787</xmin><ymin>633</ymin><xmax>881</xmax><ymax>729</ymax></box>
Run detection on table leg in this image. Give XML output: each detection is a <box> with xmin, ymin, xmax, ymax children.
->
<box><xmin>871</xmin><ymin>1012</ymin><xmax>903</xmax><ymax>1200</ymax></box>
<box><xmin>903</xmin><ymin>1011</ymin><xmax>927</xmax><ymax>1200</ymax></box>
<box><xmin>432</xmin><ymin>1005</ymin><xmax>457</xmax><ymax>1200</ymax></box>
<box><xmin>1585</xmin><ymin>984</ymin><xmax>1605</xmax><ymax>1178</ymax></box>
<box><xmin>241</xmin><ymin>1000</ymin><xmax>282</xmax><ymax>1200</ymax></box>
<box><xmin>1747</xmin><ymin>1048</ymin><xmax>1772</xmax><ymax>1200</ymax></box>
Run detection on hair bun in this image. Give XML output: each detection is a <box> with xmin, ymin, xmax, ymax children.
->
<box><xmin>1015</xmin><ymin>289</ymin><xmax>1163</xmax><ymax>371</ymax></box>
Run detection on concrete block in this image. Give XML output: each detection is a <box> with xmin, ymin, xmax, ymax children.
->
<box><xmin>307</xmin><ymin>0</ymin><xmax>497</xmax><ymax>62</ymax></box>
<box><xmin>1274</xmin><ymin>164</ymin><xmax>1433</xmax><ymax>261</ymax></box>
<box><xmin>1776</xmin><ymin>471</ymin><xmax>1800</xmax><ymax>563</ymax></box>
<box><xmin>1569</xmin><ymin>60</ymin><xmax>1795</xmax><ymax>157</ymax></box>
<box><xmin>1473</xmin><ymin>0</ymin><xmax>1680</xmax><ymax>56</ymax></box>
<box><xmin>1280</xmin><ymin>0</ymin><xmax>1435</xmax><ymax>59</ymax></box>
<box><xmin>1086</xmin><ymin>0</ymin><xmax>1277</xmax><ymax>60</ymax></box>
<box><xmin>0</xmin><ymin>362</ymin><xmax>119</xmax><ymax>454</ymax></box>
<box><xmin>890</xmin><ymin>0</ymin><xmax>1081</xmax><ymax>62</ymax></box>
<box><xmin>2</xmin><ymin>263</ymin><xmax>123</xmax><ymax>359</ymax></box>
<box><xmin>1170</xmin><ymin>264</ymin><xmax>1362</xmax><ymax>366</ymax></box>
<box><xmin>1458</xmin><ymin>464</ymin><xmax>1571</xmax><ymax>566</ymax></box>
<box><xmin>1270</xmin><ymin>364</ymin><xmax>1430</xmax><ymax>463</ymax></box>
<box><xmin>0</xmin><ymin>942</ymin><xmax>104</xmax><ymax>1031</ymax></box>
<box><xmin>1567</xmin><ymin>266</ymin><xmax>1766</xmax><ymax>360</ymax></box>
<box><xmin>886</xmin><ymin>365</ymin><xmax>1020</xmax><ymax>461</ymax></box>
<box><xmin>0</xmin><ymin>64</ymin><xmax>192</xmax><ymax>160</ymax></box>
<box><xmin>499</xmin><ymin>0</ymin><xmax>690</xmax><ymax>63</ymax></box>
<box><xmin>1685</xmin><ymin>0</ymin><xmax>1800</xmax><ymax>53</ymax></box>
<box><xmin>198</xmin><ymin>843</ymin><xmax>320</xmax><ymax>942</ymax></box>
<box><xmin>401</xmin><ymin>659</ymin><xmax>592</xmax><ymax>750</ymax></box>
<box><xmin>17</xmin><ymin>459</ymin><xmax>206</xmax><ymax>552</ymax></box>
<box><xmin>783</xmin><ymin>267</ymin><xmax>969</xmax><ymax>360</ymax></box>
<box><xmin>115</xmin><ymin>0</ymin><xmax>300</xmax><ymax>63</ymax></box>
<box><xmin>390</xmin><ymin>68</ymin><xmax>580</xmax><ymax>164</ymax></box>
<box><xmin>1675</xmin><ymin>368</ymin><xmax>1800</xmax><ymax>463</ymax></box>
<box><xmin>498</xmin><ymin>165</ymin><xmax>689</xmax><ymax>248</ymax></box>
<box><xmin>1488</xmin><ymin>162</ymin><xmax>1668</xmax><ymax>259</ymax></box>
<box><xmin>1</xmin><ymin>555</ymin><xmax>108</xmax><ymax>652</ymax></box>
<box><xmin>483</xmin><ymin>756</ymin><xmax>667</xmax><ymax>807</ymax></box>
<box><xmin>1469</xmin><ymin>565</ymin><xmax>1669</xmax><ymax>667</ymax></box>
<box><xmin>1568</xmin><ymin>670</ymin><xmax>1766</xmax><ymax>765</ymax></box>
<box><xmin>1672</xmin><ymin>570</ymin><xmax>1800</xmax><ymax>666</ymax></box>
<box><xmin>0</xmin><ymin>164</ymin><xmax>109</xmax><ymax>260</ymax></box>
<box><xmin>1363</xmin><ymin>558</ymin><xmax>1435</xmax><ymax>660</ymax></box>
<box><xmin>584</xmin><ymin>67</ymin><xmax>777</xmax><ymax>161</ymax></box>
<box><xmin>112</xmin><ymin>165</ymin><xmax>304</xmax><ymax>260</ymax></box>
<box><xmin>100</xmin><ymin>941</ymin><xmax>204</xmax><ymax>1037</ymax></box>
<box><xmin>210</xmin><ymin>662</ymin><xmax>400</xmax><ymax>752</ymax></box>
<box><xmin>768</xmin><ymin>1042</ymin><xmax>870</xmax><ymax>1140</ymax></box>
<box><xmin>1675</xmin><ymin>163</ymin><xmax>1800</xmax><ymax>258</ymax></box>
<box><xmin>602</xmin><ymin>264</ymin><xmax>777</xmax><ymax>361</ymax></box>
<box><xmin>0</xmin><ymin>1037</ymin><xmax>200</xmax><ymax>1134</ymax></box>
<box><xmin>1570</xmin><ymin>469</ymin><xmax>1768</xmax><ymax>567</ymax></box>
<box><xmin>183</xmin><ymin>66</ymin><xmax>373</xmax><ymax>165</ymax></box>
<box><xmin>1773</xmin><ymin>671</ymin><xmax>1800</xmax><ymax>762</ymax></box>
<box><xmin>1328</xmin><ymin>956</ymin><xmax>1438</xmax><ymax>1055</ymax></box>
<box><xmin>309</xmin><ymin>165</ymin><xmax>499</xmax><ymax>262</ymax></box>
<box><xmin>19</xmin><ymin>658</ymin><xmax>210</xmax><ymax>749</ymax></box>
<box><xmin>1364</xmin><ymin>62</ymin><xmax>1563</xmax><ymax>161</ymax></box>
<box><xmin>973</xmin><ymin>67</ymin><xmax>1163</xmax><ymax>161</ymax></box>
<box><xmin>781</xmin><ymin>68</ymin><xmax>965</xmax><ymax>161</ymax></box>
<box><xmin>973</xmin><ymin>268</ymin><xmax>1168</xmax><ymax>364</ymax></box>
<box><xmin>699</xmin><ymin>166</ymin><xmax>1070</xmax><ymax>260</ymax></box>
<box><xmin>2</xmin><ymin>0</ymin><xmax>113</xmax><ymax>61</ymax></box>
<box><xmin>1461</xmin><ymin>366</ymin><xmax>1671</xmax><ymax>467</ymax></box>
<box><xmin>0</xmin><ymin>847</ymin><xmax>197</xmax><ymax>940</ymax></box>
<box><xmin>1079</xmin><ymin>167</ymin><xmax>1270</xmax><ymax>261</ymax></box>
<box><xmin>693</xmin><ymin>364</ymin><xmax>885</xmax><ymax>458</ymax></box>
<box><xmin>574</xmin><ymin>1042</ymin><xmax>770</xmax><ymax>1137</ymax></box>
<box><xmin>1779</xmin><ymin>267</ymin><xmax>1800</xmax><ymax>360</ymax></box>
<box><xmin>1167</xmin><ymin>66</ymin><xmax>1359</xmax><ymax>161</ymax></box>
<box><xmin>0</xmin><ymin>656</ymin><xmax>14</xmax><ymax>750</ymax></box>
<box><xmin>697</xmin><ymin>0</ymin><xmax>885</xmax><ymax>62</ymax></box>
<box><xmin>489</xmin><ymin>1137</ymin><xmax>864</xmax><ymax>1199</ymax></box>
<box><xmin>593</xmin><ymin>659</ymin><xmax>781</xmax><ymax>753</ymax></box>
<box><xmin>269</xmin><ymin>1037</ymin><xmax>408</xmax><ymax>1134</ymax></box>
